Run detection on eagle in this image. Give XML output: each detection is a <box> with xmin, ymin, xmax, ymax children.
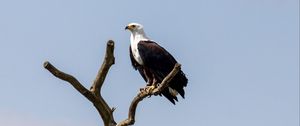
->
<box><xmin>125</xmin><ymin>23</ymin><xmax>188</xmax><ymax>104</ymax></box>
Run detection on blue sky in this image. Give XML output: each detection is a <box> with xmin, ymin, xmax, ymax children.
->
<box><xmin>0</xmin><ymin>0</ymin><xmax>299</xmax><ymax>126</ymax></box>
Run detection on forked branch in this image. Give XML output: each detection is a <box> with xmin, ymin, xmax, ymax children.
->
<box><xmin>44</xmin><ymin>40</ymin><xmax>116</xmax><ymax>126</ymax></box>
<box><xmin>44</xmin><ymin>40</ymin><xmax>181</xmax><ymax>126</ymax></box>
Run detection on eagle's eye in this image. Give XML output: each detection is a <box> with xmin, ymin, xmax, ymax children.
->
<box><xmin>131</xmin><ymin>25</ymin><xmax>136</xmax><ymax>28</ymax></box>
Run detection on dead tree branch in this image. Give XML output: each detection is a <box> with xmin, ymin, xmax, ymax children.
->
<box><xmin>44</xmin><ymin>40</ymin><xmax>181</xmax><ymax>126</ymax></box>
<box><xmin>44</xmin><ymin>40</ymin><xmax>116</xmax><ymax>126</ymax></box>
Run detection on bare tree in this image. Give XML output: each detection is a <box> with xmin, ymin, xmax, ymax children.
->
<box><xmin>44</xmin><ymin>40</ymin><xmax>181</xmax><ymax>126</ymax></box>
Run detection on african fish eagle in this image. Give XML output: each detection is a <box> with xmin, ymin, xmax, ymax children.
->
<box><xmin>125</xmin><ymin>23</ymin><xmax>188</xmax><ymax>104</ymax></box>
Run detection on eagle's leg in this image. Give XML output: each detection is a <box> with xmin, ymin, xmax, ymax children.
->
<box><xmin>151</xmin><ymin>76</ymin><xmax>158</xmax><ymax>88</ymax></box>
<box><xmin>140</xmin><ymin>68</ymin><xmax>154</xmax><ymax>92</ymax></box>
<box><xmin>141</xmin><ymin>71</ymin><xmax>158</xmax><ymax>96</ymax></box>
<box><xmin>144</xmin><ymin>68</ymin><xmax>153</xmax><ymax>86</ymax></box>
<box><xmin>144</xmin><ymin>73</ymin><xmax>159</xmax><ymax>94</ymax></box>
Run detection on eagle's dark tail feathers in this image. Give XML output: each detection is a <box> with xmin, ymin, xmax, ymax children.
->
<box><xmin>161</xmin><ymin>70</ymin><xmax>188</xmax><ymax>105</ymax></box>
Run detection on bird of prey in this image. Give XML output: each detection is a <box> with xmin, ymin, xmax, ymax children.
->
<box><xmin>125</xmin><ymin>23</ymin><xmax>188</xmax><ymax>104</ymax></box>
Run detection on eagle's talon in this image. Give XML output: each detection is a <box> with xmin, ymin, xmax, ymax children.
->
<box><xmin>145</xmin><ymin>85</ymin><xmax>156</xmax><ymax>94</ymax></box>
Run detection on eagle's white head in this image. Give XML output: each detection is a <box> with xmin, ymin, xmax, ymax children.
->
<box><xmin>125</xmin><ymin>23</ymin><xmax>144</xmax><ymax>32</ymax></box>
<box><xmin>125</xmin><ymin>23</ymin><xmax>149</xmax><ymax>42</ymax></box>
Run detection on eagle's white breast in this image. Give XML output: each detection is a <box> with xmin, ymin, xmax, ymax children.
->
<box><xmin>130</xmin><ymin>34</ymin><xmax>144</xmax><ymax>65</ymax></box>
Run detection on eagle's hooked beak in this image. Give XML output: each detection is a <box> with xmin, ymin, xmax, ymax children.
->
<box><xmin>125</xmin><ymin>26</ymin><xmax>129</xmax><ymax>30</ymax></box>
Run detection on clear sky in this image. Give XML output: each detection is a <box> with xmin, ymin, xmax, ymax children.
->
<box><xmin>0</xmin><ymin>0</ymin><xmax>299</xmax><ymax>126</ymax></box>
